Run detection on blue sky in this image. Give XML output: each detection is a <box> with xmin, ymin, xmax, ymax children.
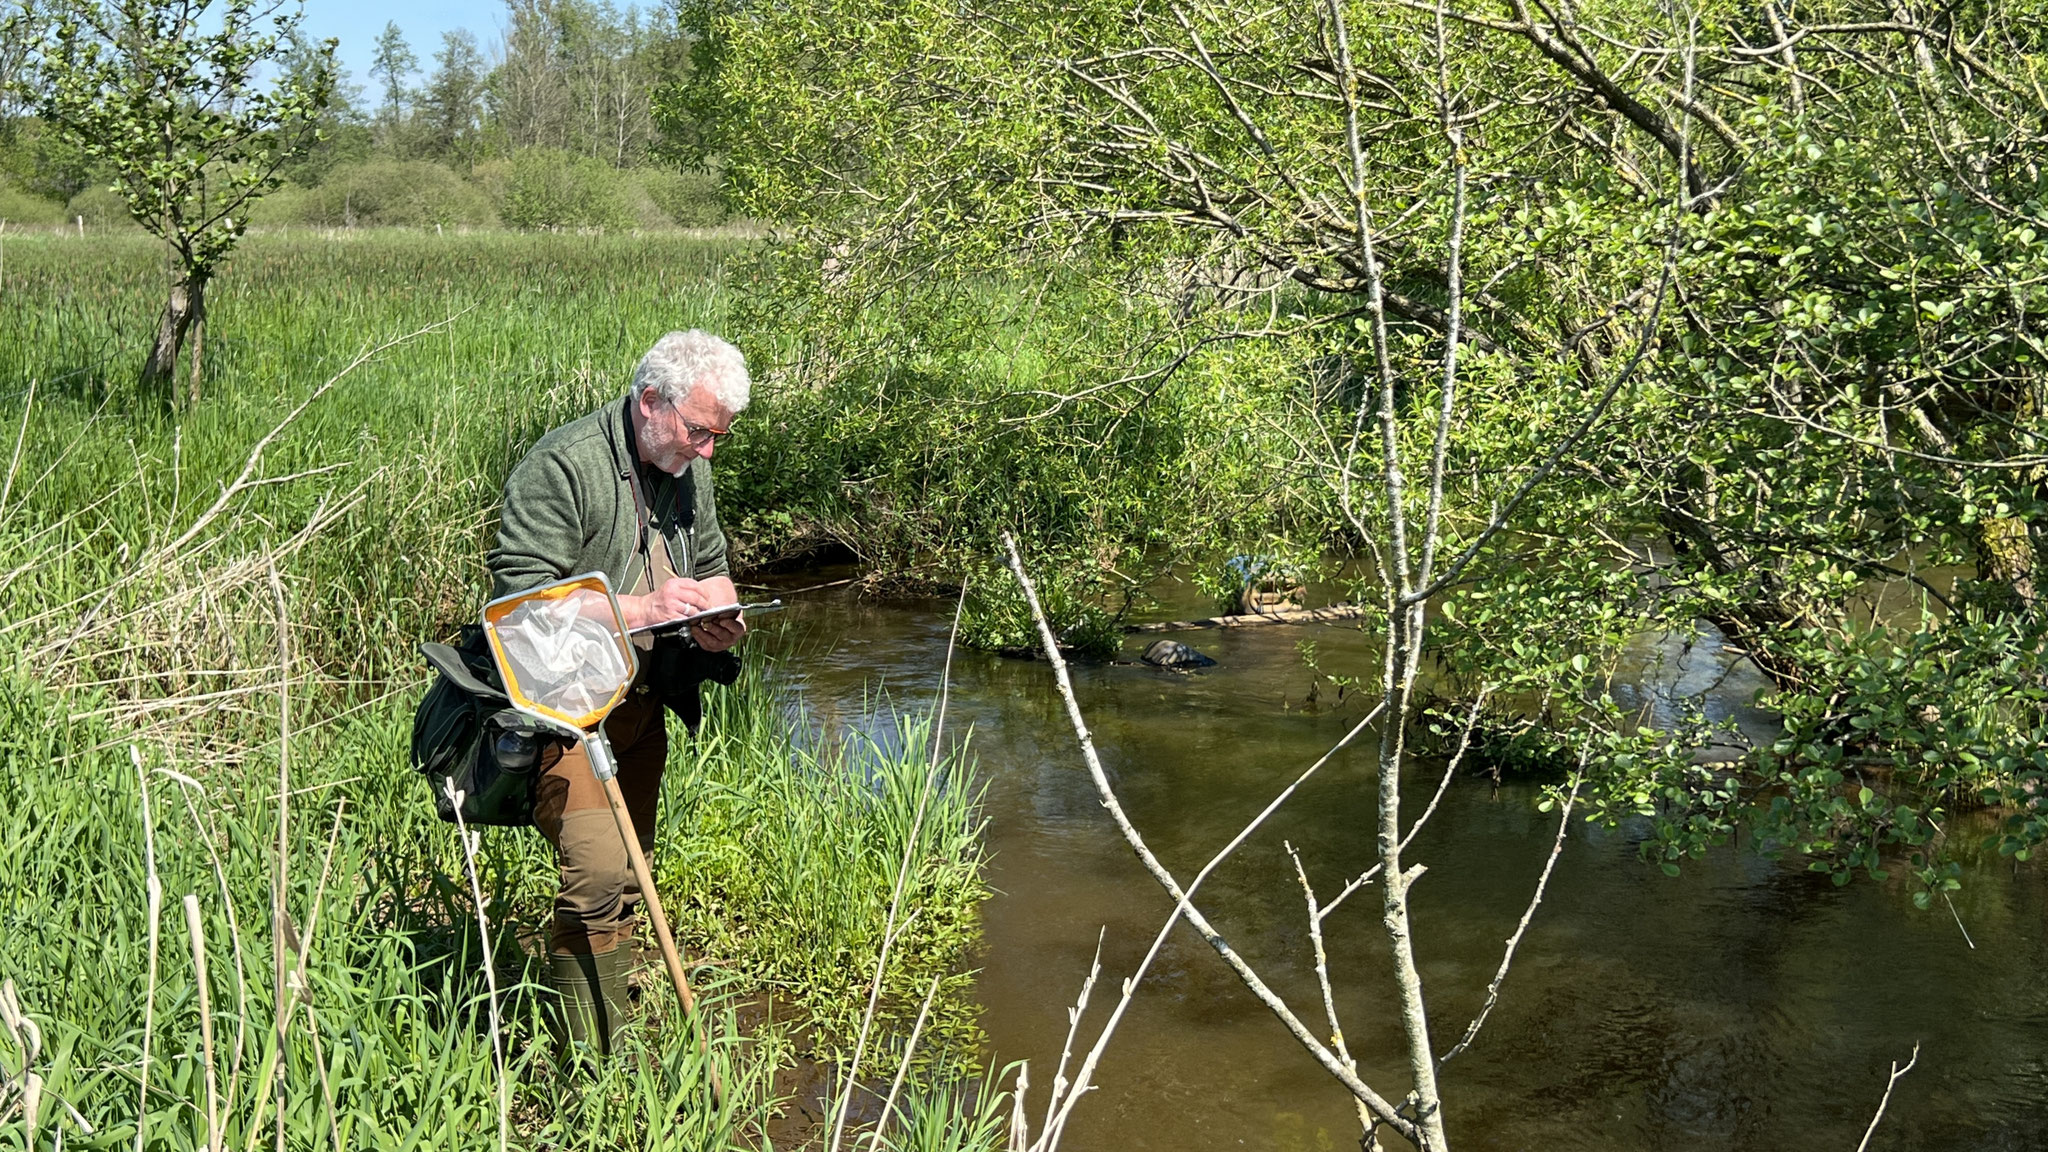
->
<box><xmin>297</xmin><ymin>0</ymin><xmax>505</xmax><ymax>97</ymax></box>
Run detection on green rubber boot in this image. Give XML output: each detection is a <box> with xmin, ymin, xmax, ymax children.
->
<box><xmin>547</xmin><ymin>946</ymin><xmax>631</xmax><ymax>1059</ymax></box>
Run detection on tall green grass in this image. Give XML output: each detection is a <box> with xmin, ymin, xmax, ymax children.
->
<box><xmin>0</xmin><ymin>665</ymin><xmax>992</xmax><ymax>1149</ymax></box>
<box><xmin>0</xmin><ymin>231</ymin><xmax>1001</xmax><ymax>1149</ymax></box>
<box><xmin>0</xmin><ymin>230</ymin><xmax>748</xmax><ymax>688</ymax></box>
<box><xmin>0</xmin><ymin>671</ymin><xmax>772</xmax><ymax>1150</ymax></box>
<box><xmin>670</xmin><ymin>680</ymin><xmax>988</xmax><ymax>1058</ymax></box>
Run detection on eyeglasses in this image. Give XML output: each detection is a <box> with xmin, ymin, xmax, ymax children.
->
<box><xmin>678</xmin><ymin>417</ymin><xmax>731</xmax><ymax>446</ymax></box>
<box><xmin>660</xmin><ymin>395</ymin><xmax>730</xmax><ymax>445</ymax></box>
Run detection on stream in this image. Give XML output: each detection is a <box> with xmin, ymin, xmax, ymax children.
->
<box><xmin>752</xmin><ymin>574</ymin><xmax>2048</xmax><ymax>1151</ymax></box>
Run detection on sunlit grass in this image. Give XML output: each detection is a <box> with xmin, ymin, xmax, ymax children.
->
<box><xmin>0</xmin><ymin>231</ymin><xmax>1001</xmax><ymax>1150</ymax></box>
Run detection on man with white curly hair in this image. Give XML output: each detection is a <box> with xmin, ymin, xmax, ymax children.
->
<box><xmin>487</xmin><ymin>328</ymin><xmax>752</xmax><ymax>1058</ymax></box>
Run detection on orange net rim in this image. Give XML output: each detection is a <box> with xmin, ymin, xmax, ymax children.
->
<box><xmin>480</xmin><ymin>572</ymin><xmax>637</xmax><ymax>730</ymax></box>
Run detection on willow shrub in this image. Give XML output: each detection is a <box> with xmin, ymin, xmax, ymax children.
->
<box><xmin>716</xmin><ymin>241</ymin><xmax>1339</xmax><ymax>653</ymax></box>
<box><xmin>262</xmin><ymin>159</ymin><xmax>501</xmax><ymax>228</ymax></box>
<box><xmin>479</xmin><ymin>148</ymin><xmax>638</xmax><ymax>232</ymax></box>
<box><xmin>0</xmin><ymin>178</ymin><xmax>65</xmax><ymax>225</ymax></box>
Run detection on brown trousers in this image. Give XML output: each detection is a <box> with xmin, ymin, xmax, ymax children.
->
<box><xmin>532</xmin><ymin>691</ymin><xmax>668</xmax><ymax>954</ymax></box>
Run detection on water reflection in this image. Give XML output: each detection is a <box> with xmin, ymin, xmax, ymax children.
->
<box><xmin>749</xmin><ymin>579</ymin><xmax>2048</xmax><ymax>1151</ymax></box>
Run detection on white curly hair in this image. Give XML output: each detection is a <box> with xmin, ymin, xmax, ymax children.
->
<box><xmin>631</xmin><ymin>330</ymin><xmax>751</xmax><ymax>414</ymax></box>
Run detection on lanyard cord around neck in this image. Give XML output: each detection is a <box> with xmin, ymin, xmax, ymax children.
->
<box><xmin>616</xmin><ymin>402</ymin><xmax>686</xmax><ymax>594</ymax></box>
<box><xmin>623</xmin><ymin>458</ymin><xmax>686</xmax><ymax>594</ymax></box>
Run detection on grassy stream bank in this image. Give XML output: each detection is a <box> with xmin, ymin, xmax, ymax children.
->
<box><xmin>0</xmin><ymin>232</ymin><xmax>997</xmax><ymax>1149</ymax></box>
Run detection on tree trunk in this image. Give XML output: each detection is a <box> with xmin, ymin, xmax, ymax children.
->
<box><xmin>1655</xmin><ymin>488</ymin><xmax>1808</xmax><ymax>688</ymax></box>
<box><xmin>1977</xmin><ymin>515</ymin><xmax>2035</xmax><ymax>610</ymax></box>
<box><xmin>141</xmin><ymin>273</ymin><xmax>196</xmax><ymax>409</ymax></box>
<box><xmin>1379</xmin><ymin>599</ymin><xmax>1450</xmax><ymax>1152</ymax></box>
<box><xmin>185</xmin><ymin>276</ymin><xmax>207</xmax><ymax>408</ymax></box>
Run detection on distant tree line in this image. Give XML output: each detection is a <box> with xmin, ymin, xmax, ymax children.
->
<box><xmin>0</xmin><ymin>0</ymin><xmax>726</xmax><ymax>231</ymax></box>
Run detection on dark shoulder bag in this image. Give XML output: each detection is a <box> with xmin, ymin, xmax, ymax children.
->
<box><xmin>409</xmin><ymin>625</ymin><xmax>565</xmax><ymax>827</ymax></box>
<box><xmin>646</xmin><ymin>637</ymin><xmax>742</xmax><ymax>733</ymax></box>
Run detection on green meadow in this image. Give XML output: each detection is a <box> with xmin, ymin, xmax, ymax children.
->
<box><xmin>0</xmin><ymin>230</ymin><xmax>996</xmax><ymax>1149</ymax></box>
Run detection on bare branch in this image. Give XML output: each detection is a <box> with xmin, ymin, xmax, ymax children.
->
<box><xmin>156</xmin><ymin>313</ymin><xmax>469</xmax><ymax>560</ymax></box>
<box><xmin>1854</xmin><ymin>1043</ymin><xmax>1921</xmax><ymax>1152</ymax></box>
<box><xmin>1437</xmin><ymin>760</ymin><xmax>1584</xmax><ymax>1066</ymax></box>
<box><xmin>1001</xmin><ymin>532</ymin><xmax>1418</xmax><ymax>1145</ymax></box>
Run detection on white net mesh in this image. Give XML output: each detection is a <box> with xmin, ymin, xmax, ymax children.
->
<box><xmin>492</xmin><ymin>588</ymin><xmax>631</xmax><ymax>721</ymax></box>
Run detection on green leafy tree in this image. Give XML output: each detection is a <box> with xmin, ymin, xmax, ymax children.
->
<box><xmin>368</xmin><ymin>20</ymin><xmax>415</xmax><ymax>154</ymax></box>
<box><xmin>702</xmin><ymin>0</ymin><xmax>2048</xmax><ymax>871</ymax></box>
<box><xmin>0</xmin><ymin>1</ymin><xmax>37</xmax><ymax>121</ymax></box>
<box><xmin>275</xmin><ymin>42</ymin><xmax>369</xmax><ymax>187</ymax></box>
<box><xmin>487</xmin><ymin>145</ymin><xmax>631</xmax><ymax>229</ymax></box>
<box><xmin>418</xmin><ymin>28</ymin><xmax>486</xmax><ymax>170</ymax></box>
<box><xmin>649</xmin><ymin>0</ymin><xmax>718</xmax><ymax>167</ymax></box>
<box><xmin>698</xmin><ymin>3</ymin><xmax>2048</xmax><ymax>1138</ymax></box>
<box><xmin>32</xmin><ymin>0</ymin><xmax>334</xmax><ymax>407</ymax></box>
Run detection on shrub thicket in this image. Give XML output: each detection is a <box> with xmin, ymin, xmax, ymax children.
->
<box><xmin>481</xmin><ymin>147</ymin><xmax>636</xmax><ymax>231</ymax></box>
<box><xmin>636</xmin><ymin>167</ymin><xmax>727</xmax><ymax>227</ymax></box>
<box><xmin>65</xmin><ymin>183</ymin><xmax>134</xmax><ymax>228</ymax></box>
<box><xmin>268</xmin><ymin>158</ymin><xmax>500</xmax><ymax>228</ymax></box>
<box><xmin>0</xmin><ymin>179</ymin><xmax>65</xmax><ymax>225</ymax></box>
<box><xmin>24</xmin><ymin>152</ymin><xmax>729</xmax><ymax>235</ymax></box>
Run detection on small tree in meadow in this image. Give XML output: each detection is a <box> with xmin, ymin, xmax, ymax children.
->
<box><xmin>32</xmin><ymin>0</ymin><xmax>333</xmax><ymax>408</ymax></box>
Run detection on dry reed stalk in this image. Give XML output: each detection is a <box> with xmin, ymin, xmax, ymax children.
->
<box><xmin>442</xmin><ymin>781</ymin><xmax>510</xmax><ymax>1152</ymax></box>
<box><xmin>1</xmin><ymin>979</ymin><xmax>96</xmax><ymax>1142</ymax></box>
<box><xmin>174</xmin><ymin>781</ymin><xmax>252</xmax><ymax>1110</ymax></box>
<box><xmin>238</xmin><ymin>799</ymin><xmax>345</xmax><ymax>1151</ymax></box>
<box><xmin>29</xmin><ymin>476</ymin><xmax>369</xmax><ymax>767</ymax></box>
<box><xmin>867</xmin><ymin>973</ymin><xmax>943</xmax><ymax>1149</ymax></box>
<box><xmin>4</xmin><ymin>394</ymin><xmax>111</xmax><ymax>519</ymax></box>
<box><xmin>6</xmin><ymin>322</ymin><xmax>456</xmax><ymax>759</ymax></box>
<box><xmin>0</xmin><ymin>377</ymin><xmax>33</xmax><ymax>516</ymax></box>
<box><xmin>0</xmin><ymin>981</ymin><xmax>96</xmax><ymax>1145</ymax></box>
<box><xmin>1006</xmin><ymin>1062</ymin><xmax>1029</xmax><ymax>1152</ymax></box>
<box><xmin>183</xmin><ymin>894</ymin><xmax>222</xmax><ymax>1152</ymax></box>
<box><xmin>300</xmin><ymin>1004</ymin><xmax>344</xmax><ymax>1152</ymax></box>
<box><xmin>157</xmin><ymin>320</ymin><xmax>464</xmax><ymax>560</ymax></box>
<box><xmin>0</xmin><ymin>979</ymin><xmax>44</xmax><ymax>1141</ymax></box>
<box><xmin>233</xmin><ymin>787</ymin><xmax>348</xmax><ymax>1123</ymax></box>
<box><xmin>131</xmin><ymin>745</ymin><xmax>162</xmax><ymax>1152</ymax></box>
<box><xmin>267</xmin><ymin>560</ymin><xmax>290</xmax><ymax>1152</ymax></box>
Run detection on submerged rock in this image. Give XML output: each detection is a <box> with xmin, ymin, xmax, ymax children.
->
<box><xmin>1141</xmin><ymin>639</ymin><xmax>1216</xmax><ymax>668</ymax></box>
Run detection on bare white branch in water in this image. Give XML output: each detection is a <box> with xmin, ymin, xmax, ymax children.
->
<box><xmin>1001</xmin><ymin>532</ymin><xmax>1418</xmax><ymax>1148</ymax></box>
<box><xmin>1439</xmin><ymin>759</ymin><xmax>1585</xmax><ymax>1066</ymax></box>
<box><xmin>1855</xmin><ymin>1043</ymin><xmax>1921</xmax><ymax>1152</ymax></box>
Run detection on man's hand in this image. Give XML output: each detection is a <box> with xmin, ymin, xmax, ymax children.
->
<box><xmin>684</xmin><ymin>575</ymin><xmax>746</xmax><ymax>652</ymax></box>
<box><xmin>624</xmin><ymin>575</ymin><xmax>746</xmax><ymax>652</ymax></box>
<box><xmin>638</xmin><ymin>576</ymin><xmax>715</xmax><ymax>627</ymax></box>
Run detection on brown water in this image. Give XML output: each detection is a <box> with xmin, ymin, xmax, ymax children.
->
<box><xmin>753</xmin><ymin>577</ymin><xmax>2048</xmax><ymax>1151</ymax></box>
